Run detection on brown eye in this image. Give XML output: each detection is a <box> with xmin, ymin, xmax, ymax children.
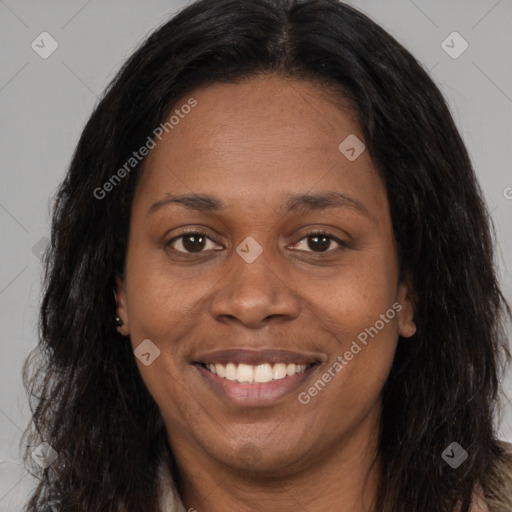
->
<box><xmin>306</xmin><ymin>233</ymin><xmax>331</xmax><ymax>252</ymax></box>
<box><xmin>166</xmin><ymin>232</ymin><xmax>220</xmax><ymax>254</ymax></box>
<box><xmin>291</xmin><ymin>230</ymin><xmax>347</xmax><ymax>253</ymax></box>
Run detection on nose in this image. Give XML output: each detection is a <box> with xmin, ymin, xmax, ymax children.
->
<box><xmin>209</xmin><ymin>248</ymin><xmax>301</xmax><ymax>329</ymax></box>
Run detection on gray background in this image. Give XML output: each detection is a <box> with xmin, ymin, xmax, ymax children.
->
<box><xmin>1</xmin><ymin>0</ymin><xmax>511</xmax><ymax>509</ymax></box>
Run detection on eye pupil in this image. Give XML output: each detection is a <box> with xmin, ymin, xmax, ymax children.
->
<box><xmin>171</xmin><ymin>231</ymin><xmax>339</xmax><ymax>255</ymax></box>
<box><xmin>308</xmin><ymin>234</ymin><xmax>330</xmax><ymax>252</ymax></box>
<box><xmin>183</xmin><ymin>234</ymin><xmax>206</xmax><ymax>252</ymax></box>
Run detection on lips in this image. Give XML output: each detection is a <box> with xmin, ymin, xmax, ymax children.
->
<box><xmin>193</xmin><ymin>348</ymin><xmax>325</xmax><ymax>366</ymax></box>
<box><xmin>191</xmin><ymin>348</ymin><xmax>326</xmax><ymax>405</ymax></box>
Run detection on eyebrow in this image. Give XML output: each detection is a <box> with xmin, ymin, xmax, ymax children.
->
<box><xmin>147</xmin><ymin>191</ymin><xmax>374</xmax><ymax>222</ymax></box>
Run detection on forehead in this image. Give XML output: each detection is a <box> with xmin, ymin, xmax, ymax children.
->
<box><xmin>134</xmin><ymin>75</ymin><xmax>386</xmax><ymax>216</ymax></box>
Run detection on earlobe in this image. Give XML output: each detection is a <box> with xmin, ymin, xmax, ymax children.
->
<box><xmin>114</xmin><ymin>276</ymin><xmax>130</xmax><ymax>336</ymax></box>
<box><xmin>396</xmin><ymin>276</ymin><xmax>416</xmax><ymax>339</ymax></box>
<box><xmin>398</xmin><ymin>321</ymin><xmax>416</xmax><ymax>338</ymax></box>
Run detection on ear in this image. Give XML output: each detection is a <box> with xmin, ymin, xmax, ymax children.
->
<box><xmin>115</xmin><ymin>276</ymin><xmax>130</xmax><ymax>336</ymax></box>
<box><xmin>396</xmin><ymin>272</ymin><xmax>416</xmax><ymax>338</ymax></box>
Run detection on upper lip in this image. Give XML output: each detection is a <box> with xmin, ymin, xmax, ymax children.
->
<box><xmin>193</xmin><ymin>348</ymin><xmax>327</xmax><ymax>366</ymax></box>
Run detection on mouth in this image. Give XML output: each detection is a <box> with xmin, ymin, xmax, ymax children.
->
<box><xmin>191</xmin><ymin>348</ymin><xmax>325</xmax><ymax>405</ymax></box>
<box><xmin>198</xmin><ymin>361</ymin><xmax>317</xmax><ymax>384</ymax></box>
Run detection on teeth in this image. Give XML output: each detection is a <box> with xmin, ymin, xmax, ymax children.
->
<box><xmin>273</xmin><ymin>363</ymin><xmax>287</xmax><ymax>380</ymax></box>
<box><xmin>205</xmin><ymin>362</ymin><xmax>310</xmax><ymax>383</ymax></box>
<box><xmin>237</xmin><ymin>363</ymin><xmax>254</xmax><ymax>382</ymax></box>
<box><xmin>254</xmin><ymin>363</ymin><xmax>273</xmax><ymax>383</ymax></box>
<box><xmin>225</xmin><ymin>363</ymin><xmax>237</xmax><ymax>381</ymax></box>
<box><xmin>216</xmin><ymin>363</ymin><xmax>226</xmax><ymax>378</ymax></box>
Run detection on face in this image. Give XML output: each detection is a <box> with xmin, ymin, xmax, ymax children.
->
<box><xmin>116</xmin><ymin>74</ymin><xmax>416</xmax><ymax>475</ymax></box>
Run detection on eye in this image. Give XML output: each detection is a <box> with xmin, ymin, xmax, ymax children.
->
<box><xmin>290</xmin><ymin>230</ymin><xmax>347</xmax><ymax>254</ymax></box>
<box><xmin>165</xmin><ymin>231</ymin><xmax>221</xmax><ymax>254</ymax></box>
<box><xmin>165</xmin><ymin>229</ymin><xmax>348</xmax><ymax>256</ymax></box>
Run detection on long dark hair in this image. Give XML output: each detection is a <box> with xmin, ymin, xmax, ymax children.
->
<box><xmin>22</xmin><ymin>0</ymin><xmax>512</xmax><ymax>510</ymax></box>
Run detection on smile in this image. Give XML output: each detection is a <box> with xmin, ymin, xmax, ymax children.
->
<box><xmin>192</xmin><ymin>348</ymin><xmax>326</xmax><ymax>405</ymax></box>
<box><xmin>201</xmin><ymin>362</ymin><xmax>314</xmax><ymax>384</ymax></box>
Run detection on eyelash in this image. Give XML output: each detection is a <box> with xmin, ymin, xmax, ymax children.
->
<box><xmin>165</xmin><ymin>229</ymin><xmax>348</xmax><ymax>256</ymax></box>
<box><xmin>297</xmin><ymin>229</ymin><xmax>348</xmax><ymax>249</ymax></box>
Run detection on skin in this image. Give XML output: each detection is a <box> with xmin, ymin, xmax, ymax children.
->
<box><xmin>116</xmin><ymin>74</ymin><xmax>417</xmax><ymax>511</ymax></box>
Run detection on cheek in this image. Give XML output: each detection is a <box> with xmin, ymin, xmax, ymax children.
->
<box><xmin>301</xmin><ymin>291</ymin><xmax>399</xmax><ymax>431</ymax></box>
<box><xmin>305</xmin><ymin>248</ymin><xmax>399</xmax><ymax>340</ymax></box>
<box><xmin>300</xmin><ymin>247</ymin><xmax>400</xmax><ymax>402</ymax></box>
<box><xmin>124</xmin><ymin>243</ymin><xmax>212</xmax><ymax>341</ymax></box>
<box><xmin>314</xmin><ymin>337</ymin><xmax>397</xmax><ymax>435</ymax></box>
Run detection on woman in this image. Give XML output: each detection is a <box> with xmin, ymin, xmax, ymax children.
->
<box><xmin>22</xmin><ymin>0</ymin><xmax>512</xmax><ymax>510</ymax></box>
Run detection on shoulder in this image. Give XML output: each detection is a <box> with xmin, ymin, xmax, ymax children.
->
<box><xmin>469</xmin><ymin>486</ymin><xmax>488</xmax><ymax>512</ymax></box>
<box><xmin>157</xmin><ymin>458</ymin><xmax>187</xmax><ymax>512</ymax></box>
<box><xmin>454</xmin><ymin>441</ymin><xmax>512</xmax><ymax>512</ymax></box>
<box><xmin>472</xmin><ymin>440</ymin><xmax>512</xmax><ymax>512</ymax></box>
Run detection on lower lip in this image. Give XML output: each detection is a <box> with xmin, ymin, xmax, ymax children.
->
<box><xmin>194</xmin><ymin>363</ymin><xmax>320</xmax><ymax>406</ymax></box>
